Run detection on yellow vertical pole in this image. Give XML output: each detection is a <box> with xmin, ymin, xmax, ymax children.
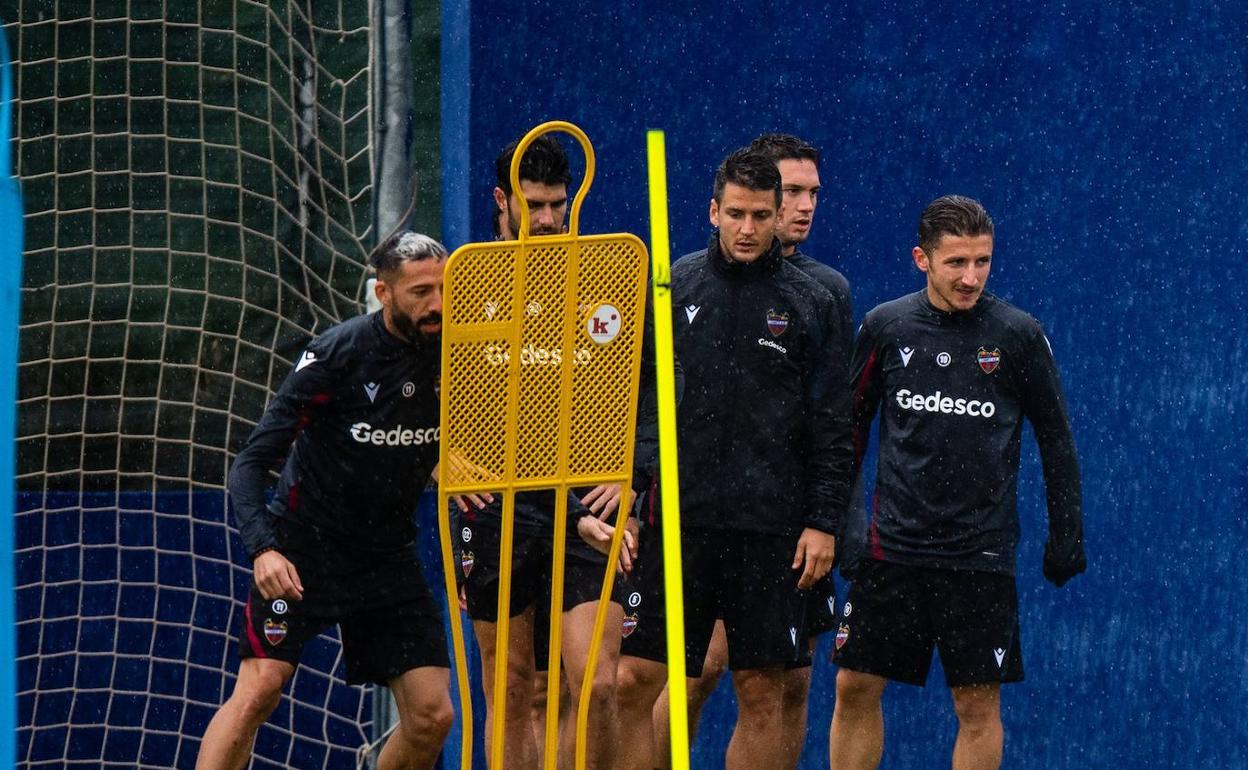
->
<box><xmin>542</xmin><ymin>489</ymin><xmax>568</xmax><ymax>768</ymax></box>
<box><xmin>436</xmin><ymin>490</ymin><xmax>475</xmax><ymax>768</ymax></box>
<box><xmin>645</xmin><ymin>129</ymin><xmax>690</xmax><ymax>770</ymax></box>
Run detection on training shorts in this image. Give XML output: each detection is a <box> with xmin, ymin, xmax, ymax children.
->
<box><xmin>459</xmin><ymin>511</ymin><xmax>624</xmax><ymax>670</ymax></box>
<box><xmin>238</xmin><ymin>555</ymin><xmax>448</xmax><ymax>685</ymax></box>
<box><xmin>832</xmin><ymin>560</ymin><xmax>1024</xmax><ymax>687</ymax></box>
<box><xmin>620</xmin><ymin>526</ymin><xmax>812</xmax><ymax>676</ymax></box>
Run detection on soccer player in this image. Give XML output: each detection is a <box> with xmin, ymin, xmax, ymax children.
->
<box><xmin>648</xmin><ymin>132</ymin><xmax>854</xmax><ymax>766</ymax></box>
<box><xmin>616</xmin><ymin>147</ymin><xmax>853</xmax><ymax>770</ymax></box>
<box><xmin>455</xmin><ymin>134</ymin><xmax>629</xmax><ymax>769</ymax></box>
<box><xmin>830</xmin><ymin>195</ymin><xmax>1085</xmax><ymax>770</ymax></box>
<box><xmin>195</xmin><ymin>232</ymin><xmax>453</xmax><ymax>770</ymax></box>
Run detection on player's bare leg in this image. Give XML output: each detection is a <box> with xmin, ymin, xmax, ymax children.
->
<box><xmin>378</xmin><ymin>666</ymin><xmax>455</xmax><ymax>769</ymax></box>
<box><xmin>776</xmin><ymin>634</ymin><xmax>820</xmax><ymax>764</ymax></box>
<box><xmin>195</xmin><ymin>657</ymin><xmax>295</xmax><ymax>770</ymax></box>
<box><xmin>474</xmin><ymin>607</ymin><xmax>540</xmax><ymax>769</ymax></box>
<box><xmin>558</xmin><ymin>600</ymin><xmax>624</xmax><ymax>769</ymax></box>
<box><xmin>829</xmin><ymin>668</ymin><xmax>886</xmax><ymax>770</ymax></box>
<box><xmin>615</xmin><ymin>655</ymin><xmax>670</xmax><ymax>770</ymax></box>
<box><xmin>531</xmin><ymin>672</ymin><xmax>572</xmax><ymax>766</ymax></box>
<box><xmin>778</xmin><ymin>662</ymin><xmax>812</xmax><ymax>764</ymax></box>
<box><xmin>725</xmin><ymin>667</ymin><xmax>790</xmax><ymax>769</ymax></box>
<box><xmin>652</xmin><ymin>619</ymin><xmax>728</xmax><ymax>768</ymax></box>
<box><xmin>950</xmin><ymin>684</ymin><xmax>1002</xmax><ymax>770</ymax></box>
<box><xmin>530</xmin><ymin>673</ymin><xmax>571</xmax><ymax>766</ymax></box>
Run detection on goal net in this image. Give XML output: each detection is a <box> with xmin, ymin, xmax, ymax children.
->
<box><xmin>6</xmin><ymin>2</ymin><xmax>386</xmax><ymax>766</ymax></box>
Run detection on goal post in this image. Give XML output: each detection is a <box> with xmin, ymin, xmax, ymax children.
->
<box><xmin>5</xmin><ymin>3</ymin><xmax>400</xmax><ymax>766</ymax></box>
<box><xmin>2</xmin><ymin>18</ymin><xmax>24</xmax><ymax>768</ymax></box>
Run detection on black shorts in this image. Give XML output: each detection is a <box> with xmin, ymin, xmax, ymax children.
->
<box><xmin>460</xmin><ymin>516</ymin><xmax>623</xmax><ymax>670</ymax></box>
<box><xmin>831</xmin><ymin>560</ymin><xmax>1023</xmax><ymax>687</ymax></box>
<box><xmin>620</xmin><ymin>527</ymin><xmax>811</xmax><ymax>676</ymax></box>
<box><xmin>237</xmin><ymin>580</ymin><xmax>449</xmax><ymax>686</ymax></box>
<box><xmin>803</xmin><ymin>572</ymin><xmax>839</xmax><ymax>639</ymax></box>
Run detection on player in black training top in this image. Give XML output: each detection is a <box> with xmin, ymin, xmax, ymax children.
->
<box><xmin>195</xmin><ymin>233</ymin><xmax>453</xmax><ymax>770</ymax></box>
<box><xmin>615</xmin><ymin>148</ymin><xmax>853</xmax><ymax>770</ymax></box>
<box><xmin>648</xmin><ymin>133</ymin><xmax>855</xmax><ymax>768</ymax></box>
<box><xmin>830</xmin><ymin>196</ymin><xmax>1085</xmax><ymax>770</ymax></box>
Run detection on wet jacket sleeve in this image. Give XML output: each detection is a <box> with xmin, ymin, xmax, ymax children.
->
<box><xmin>631</xmin><ymin>289</ymin><xmax>683</xmax><ymax>498</ymax></box>
<box><xmin>227</xmin><ymin>349</ymin><xmax>336</xmax><ymax>559</ymax></box>
<box><xmin>849</xmin><ymin>320</ymin><xmax>885</xmax><ymax>476</ymax></box>
<box><xmin>1019</xmin><ymin>327</ymin><xmax>1085</xmax><ymax>586</ymax></box>
<box><xmin>837</xmin><ymin>319</ymin><xmax>885</xmax><ymax>574</ymax></box>
<box><xmin>801</xmin><ymin>304</ymin><xmax>854</xmax><ymax>534</ymax></box>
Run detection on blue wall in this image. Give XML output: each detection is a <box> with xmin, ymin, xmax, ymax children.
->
<box><xmin>445</xmin><ymin>1</ymin><xmax>1248</xmax><ymax>767</ymax></box>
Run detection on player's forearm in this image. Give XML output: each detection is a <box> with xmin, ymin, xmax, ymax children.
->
<box><xmin>227</xmin><ymin>460</ymin><xmax>280</xmax><ymax>557</ymax></box>
<box><xmin>1038</xmin><ymin>426</ymin><xmax>1084</xmax><ymax>559</ymax></box>
<box><xmin>805</xmin><ymin>324</ymin><xmax>855</xmax><ymax>531</ymax></box>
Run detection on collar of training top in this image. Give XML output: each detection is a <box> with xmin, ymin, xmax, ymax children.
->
<box><xmin>916</xmin><ymin>289</ymin><xmax>997</xmax><ymax>324</ymax></box>
<box><xmin>706</xmin><ymin>232</ymin><xmax>783</xmax><ymax>279</ymax></box>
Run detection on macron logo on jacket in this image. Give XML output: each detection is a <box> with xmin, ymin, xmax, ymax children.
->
<box><xmin>296</xmin><ymin>351</ymin><xmax>317</xmax><ymax>371</ymax></box>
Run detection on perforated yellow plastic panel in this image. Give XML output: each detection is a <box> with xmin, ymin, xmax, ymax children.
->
<box><xmin>439</xmin><ymin>238</ymin><xmax>648</xmax><ymax>490</ymax></box>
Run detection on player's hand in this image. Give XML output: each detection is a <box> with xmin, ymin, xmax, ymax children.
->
<box><xmin>253</xmin><ymin>550</ymin><xmax>304</xmax><ymax>602</ymax></box>
<box><xmin>440</xmin><ymin>451</ymin><xmax>500</xmax><ymax>512</ymax></box>
<box><xmin>1042</xmin><ymin>545</ymin><xmax>1086</xmax><ymax>587</ymax></box>
<box><xmin>792</xmin><ymin>528</ymin><xmax>835</xmax><ymax>589</ymax></box>
<box><xmin>624</xmin><ymin>517</ymin><xmax>640</xmax><ymax>566</ymax></box>
<box><xmin>580</xmin><ymin>483</ymin><xmax>635</xmax><ymax>519</ymax></box>
<box><xmin>451</xmin><ymin>491</ymin><xmax>495</xmax><ymax>513</ymax></box>
<box><xmin>576</xmin><ymin>516</ymin><xmax>637</xmax><ymax>575</ymax></box>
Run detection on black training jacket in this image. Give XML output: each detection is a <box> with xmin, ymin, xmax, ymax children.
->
<box><xmin>667</xmin><ymin>235</ymin><xmax>853</xmax><ymax>536</ymax></box>
<box><xmin>845</xmin><ymin>290</ymin><xmax>1084</xmax><ymax>576</ymax></box>
<box><xmin>229</xmin><ymin>312</ymin><xmax>441</xmax><ymax>559</ymax></box>
<box><xmin>789</xmin><ymin>249</ymin><xmax>853</xmax><ymax>356</ymax></box>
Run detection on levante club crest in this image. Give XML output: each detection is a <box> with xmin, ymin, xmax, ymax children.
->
<box><xmin>264</xmin><ymin>619</ymin><xmax>288</xmax><ymax>647</ymax></box>
<box><xmin>766</xmin><ymin>310</ymin><xmax>789</xmax><ymax>336</ymax></box>
<box><xmin>977</xmin><ymin>347</ymin><xmax>1001</xmax><ymax>374</ymax></box>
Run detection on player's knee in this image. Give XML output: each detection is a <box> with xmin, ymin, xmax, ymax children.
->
<box><xmin>834</xmin><ymin>669</ymin><xmax>885</xmax><ymax>710</ymax></box>
<box><xmin>398</xmin><ymin>694</ymin><xmax>455</xmax><ymax>744</ymax></box>
<box><xmin>780</xmin><ymin>670</ymin><xmax>811</xmax><ymax>713</ymax></box>
<box><xmin>585</xmin><ymin>671</ymin><xmax>618</xmax><ymax>710</ymax></box>
<box><xmin>229</xmin><ymin>671</ymin><xmax>285</xmax><ymax>724</ymax></box>
<box><xmin>733</xmin><ymin>675</ymin><xmax>784</xmax><ymax>721</ymax></box>
<box><xmin>616</xmin><ymin>659</ymin><xmax>664</xmax><ymax>708</ymax></box>
<box><xmin>951</xmin><ymin>687</ymin><xmax>1000</xmax><ymax>730</ymax></box>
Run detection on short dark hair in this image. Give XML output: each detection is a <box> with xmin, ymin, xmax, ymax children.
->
<box><xmin>917</xmin><ymin>195</ymin><xmax>994</xmax><ymax>253</ymax></box>
<box><xmin>713</xmin><ymin>148</ymin><xmax>782</xmax><ymax>208</ymax></box>
<box><xmin>370</xmin><ymin>231</ymin><xmax>447</xmax><ymax>277</ymax></box>
<box><xmin>749</xmin><ymin>132</ymin><xmax>820</xmax><ymax>167</ymax></box>
<box><xmin>495</xmin><ymin>135</ymin><xmax>571</xmax><ymax>197</ymax></box>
